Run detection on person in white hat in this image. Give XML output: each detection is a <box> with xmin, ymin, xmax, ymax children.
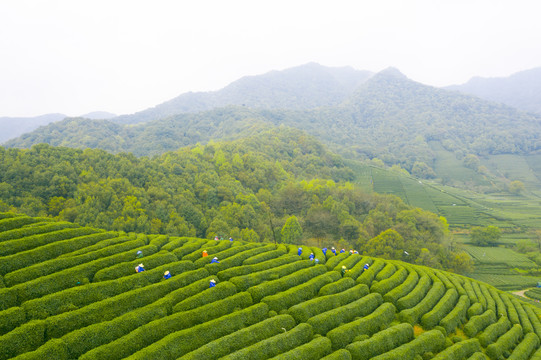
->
<box><xmin>135</xmin><ymin>263</ymin><xmax>145</xmax><ymax>273</ymax></box>
<box><xmin>209</xmin><ymin>279</ymin><xmax>217</xmax><ymax>288</ymax></box>
<box><xmin>163</xmin><ymin>270</ymin><xmax>171</xmax><ymax>279</ymax></box>
<box><xmin>210</xmin><ymin>257</ymin><xmax>220</xmax><ymax>264</ymax></box>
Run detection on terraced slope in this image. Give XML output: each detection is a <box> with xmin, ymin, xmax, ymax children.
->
<box><xmin>1</xmin><ymin>212</ymin><xmax>541</xmax><ymax>359</ymax></box>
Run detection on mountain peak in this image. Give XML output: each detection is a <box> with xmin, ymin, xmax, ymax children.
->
<box><xmin>376</xmin><ymin>67</ymin><xmax>407</xmax><ymax>79</ymax></box>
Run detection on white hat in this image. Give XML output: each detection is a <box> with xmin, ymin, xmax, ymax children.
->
<box><xmin>213</xmin><ymin>257</ymin><xmax>218</xmax><ymax>260</ymax></box>
<box><xmin>164</xmin><ymin>271</ymin><xmax>170</xmax><ymax>275</ymax></box>
<box><xmin>139</xmin><ymin>263</ymin><xmax>144</xmax><ymax>267</ymax></box>
<box><xmin>210</xmin><ymin>279</ymin><xmax>216</xmax><ymax>283</ymax></box>
<box><xmin>342</xmin><ymin>266</ymin><xmax>346</xmax><ymax>269</ymax></box>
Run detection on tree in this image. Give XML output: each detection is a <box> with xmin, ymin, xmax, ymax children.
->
<box><xmin>470</xmin><ymin>226</ymin><xmax>501</xmax><ymax>246</ymax></box>
<box><xmin>280</xmin><ymin>215</ymin><xmax>303</xmax><ymax>244</ymax></box>
<box><xmin>411</xmin><ymin>161</ymin><xmax>436</xmax><ymax>179</ymax></box>
<box><xmin>508</xmin><ymin>180</ymin><xmax>525</xmax><ymax>194</ymax></box>
<box><xmin>362</xmin><ymin>229</ymin><xmax>405</xmax><ymax>260</ymax></box>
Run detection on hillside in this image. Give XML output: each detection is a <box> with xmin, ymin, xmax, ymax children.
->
<box><xmin>447</xmin><ymin>67</ymin><xmax>541</xmax><ymax>115</ymax></box>
<box><xmin>113</xmin><ymin>62</ymin><xmax>373</xmax><ymax>124</ymax></box>
<box><xmin>1</xmin><ymin>212</ymin><xmax>541</xmax><ymax>359</ymax></box>
<box><xmin>0</xmin><ymin>114</ymin><xmax>66</xmax><ymax>144</ymax></box>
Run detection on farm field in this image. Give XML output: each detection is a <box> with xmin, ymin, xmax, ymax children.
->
<box><xmin>2</xmin><ymin>212</ymin><xmax>541</xmax><ymax>359</ymax></box>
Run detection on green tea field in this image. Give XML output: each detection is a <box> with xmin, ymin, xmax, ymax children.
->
<box><xmin>2</xmin><ymin>212</ymin><xmax>541</xmax><ymax>359</ymax></box>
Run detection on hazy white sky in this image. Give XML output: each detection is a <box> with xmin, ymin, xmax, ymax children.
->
<box><xmin>1</xmin><ymin>0</ymin><xmax>541</xmax><ymax>117</ymax></box>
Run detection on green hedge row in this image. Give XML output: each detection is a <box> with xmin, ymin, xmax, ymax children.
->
<box><xmin>500</xmin><ymin>293</ymin><xmax>519</xmax><ymax>325</ymax></box>
<box><xmin>370</xmin><ymin>329</ymin><xmax>446</xmax><ymax>360</ymax></box>
<box><xmin>434</xmin><ymin>270</ymin><xmax>458</xmax><ymax>291</ymax></box>
<box><xmin>399</xmin><ymin>281</ymin><xmax>445</xmax><ymax>325</ymax></box>
<box><xmin>193</xmin><ymin>243</ymin><xmax>260</xmax><ymax>267</ymax></box>
<box><xmin>327</xmin><ymin>302</ymin><xmax>397</xmax><ymax>350</ymax></box>
<box><xmin>472</xmin><ymin>281</ymin><xmax>487</xmax><ymax>311</ymax></box>
<box><xmin>160</xmin><ymin>237</ymin><xmax>192</xmax><ymax>251</ymax></box>
<box><xmin>0</xmin><ymin>227</ymin><xmax>103</xmax><ymax>257</ymax></box>
<box><xmin>310</xmin><ymin>246</ymin><xmax>327</xmax><ymax>264</ymax></box>
<box><xmin>346</xmin><ymin>323</ymin><xmax>414</xmax><ymax>360</ymax></box>
<box><xmin>462</xmin><ymin>278</ymin><xmax>479</xmax><ymax>304</ymax></box>
<box><xmin>333</xmin><ymin>254</ymin><xmax>362</xmax><ymax>272</ymax></box>
<box><xmin>173</xmin><ymin>281</ymin><xmax>237</xmax><ymax>313</ymax></box>
<box><xmin>0</xmin><ymin>230</ymin><xmax>112</xmax><ymax>275</ymax></box>
<box><xmin>205</xmin><ymin>244</ymin><xmax>276</xmax><ymax>274</ymax></box>
<box><xmin>356</xmin><ymin>259</ymin><xmax>385</xmax><ymax>286</ymax></box>
<box><xmin>0</xmin><ymin>212</ymin><xmax>23</xmax><ymax>220</ymax></box>
<box><xmin>0</xmin><ymin>288</ymin><xmax>17</xmax><ymax>310</ymax></box>
<box><xmin>56</xmin><ymin>232</ymin><xmax>137</xmax><ymax>258</ymax></box>
<box><xmin>325</xmin><ymin>252</ymin><xmax>349</xmax><ymax>270</ymax></box>
<box><xmin>20</xmin><ymin>260</ymin><xmax>195</xmax><ymax>320</ymax></box>
<box><xmin>464</xmin><ymin>309</ymin><xmax>497</xmax><ymax>337</ymax></box>
<box><xmin>0</xmin><ymin>216</ymin><xmax>44</xmax><ymax>233</ymax></box>
<box><xmin>370</xmin><ymin>266</ymin><xmax>408</xmax><ymax>296</ymax></box>
<box><xmin>439</xmin><ymin>294</ymin><xmax>470</xmax><ymax>334</ymax></box>
<box><xmin>171</xmin><ymin>238</ymin><xmax>208</xmax><ymax>258</ymax></box>
<box><xmin>182</xmin><ymin>239</ymin><xmax>233</xmax><ymax>262</ymax></box>
<box><xmin>13</xmin><ymin>244</ymin><xmax>159</xmax><ymax>304</ymax></box>
<box><xmin>420</xmin><ymin>288</ymin><xmax>459</xmax><ymax>329</ymax></box>
<box><xmin>375</xmin><ymin>262</ymin><xmax>397</xmax><ymax>282</ymax></box>
<box><xmin>485</xmin><ymin>324</ymin><xmax>523</xmax><ymax>360</ymax></box>
<box><xmin>318</xmin><ymin>277</ymin><xmax>356</xmax><ymax>296</ymax></box>
<box><xmin>321</xmin><ymin>349</ymin><xmax>352</xmax><ymax>360</ymax></box>
<box><xmin>487</xmin><ymin>287</ymin><xmax>507</xmax><ymax>320</ymax></box>
<box><xmin>431</xmin><ymin>338</ymin><xmax>481</xmax><ymax>360</ymax></box>
<box><xmin>220</xmin><ymin>323</ymin><xmax>314</xmax><ymax>360</ymax></box>
<box><xmin>0</xmin><ymin>221</ymin><xmax>77</xmax><ymax>244</ymax></box>
<box><xmin>4</xmin><ymin>237</ymin><xmax>141</xmax><ymax>286</ymax></box>
<box><xmin>147</xmin><ymin>234</ymin><xmax>169</xmax><ymax>249</ymax></box>
<box><xmin>478</xmin><ymin>315</ymin><xmax>511</xmax><ymax>347</ymax></box>
<box><xmin>445</xmin><ymin>273</ymin><xmax>467</xmax><ymax>296</ymax></box>
<box><xmin>148</xmin><ymin>275</ymin><xmax>215</xmax><ymax>314</ymax></box>
<box><xmin>178</xmin><ymin>314</ymin><xmax>297</xmax><ymax>360</ymax></box>
<box><xmin>480</xmin><ymin>283</ymin><xmax>497</xmax><ymax>315</ymax></box>
<box><xmin>508</xmin><ymin>332</ymin><xmax>540</xmax><ymax>360</ymax></box>
<box><xmin>509</xmin><ymin>296</ymin><xmax>533</xmax><ymax>333</ymax></box>
<box><xmin>468</xmin><ymin>352</ymin><xmax>490</xmax><ymax>360</ymax></box>
<box><xmin>289</xmin><ymin>283</ymin><xmax>369</xmax><ymax>323</ymax></box>
<box><xmin>383</xmin><ymin>268</ymin><xmax>419</xmax><ymax>305</ymax></box>
<box><xmin>344</xmin><ymin>257</ymin><xmax>374</xmax><ymax>280</ymax></box>
<box><xmin>396</xmin><ymin>275</ymin><xmax>431</xmax><ymax>311</ymax></box>
<box><xmin>93</xmin><ymin>250</ymin><xmax>178</xmax><ymax>282</ymax></box>
<box><xmin>217</xmin><ymin>255</ymin><xmax>299</xmax><ymax>281</ymax></box>
<box><xmin>262</xmin><ymin>271</ymin><xmax>340</xmax><ymax>312</ymax></box>
<box><xmin>0</xmin><ymin>306</ymin><xmax>26</xmax><ymax>336</ymax></box>
<box><xmin>230</xmin><ymin>260</ymin><xmax>313</xmax><ymax>292</ymax></box>
<box><xmin>247</xmin><ymin>264</ymin><xmax>326</xmax><ymax>302</ymax></box>
<box><xmin>242</xmin><ymin>248</ymin><xmax>287</xmax><ymax>265</ymax></box>
<box><xmin>122</xmin><ymin>303</ymin><xmax>269</xmax><ymax>360</ymax></box>
<box><xmin>11</xmin><ymin>338</ymin><xmax>68</xmax><ymax>360</ymax></box>
<box><xmin>269</xmin><ymin>336</ymin><xmax>332</xmax><ymax>360</ymax></box>
<box><xmin>308</xmin><ymin>293</ymin><xmax>383</xmax><ymax>335</ymax></box>
<box><xmin>468</xmin><ymin>302</ymin><xmax>484</xmax><ymax>319</ymax></box>
<box><xmin>524</xmin><ymin>303</ymin><xmax>541</xmax><ymax>339</ymax></box>
<box><xmin>0</xmin><ymin>319</ymin><xmax>47</xmax><ymax>360</ymax></box>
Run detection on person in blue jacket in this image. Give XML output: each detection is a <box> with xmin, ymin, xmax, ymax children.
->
<box><xmin>322</xmin><ymin>247</ymin><xmax>327</xmax><ymax>256</ymax></box>
<box><xmin>309</xmin><ymin>252</ymin><xmax>315</xmax><ymax>261</ymax></box>
<box><xmin>363</xmin><ymin>263</ymin><xmax>370</xmax><ymax>271</ymax></box>
<box><xmin>209</xmin><ymin>279</ymin><xmax>216</xmax><ymax>288</ymax></box>
<box><xmin>340</xmin><ymin>248</ymin><xmax>345</xmax><ymax>254</ymax></box>
<box><xmin>135</xmin><ymin>263</ymin><xmax>145</xmax><ymax>273</ymax></box>
<box><xmin>163</xmin><ymin>270</ymin><xmax>171</xmax><ymax>279</ymax></box>
<box><xmin>297</xmin><ymin>247</ymin><xmax>302</xmax><ymax>256</ymax></box>
<box><xmin>229</xmin><ymin>237</ymin><xmax>233</xmax><ymax>241</ymax></box>
<box><xmin>331</xmin><ymin>247</ymin><xmax>337</xmax><ymax>255</ymax></box>
<box><xmin>136</xmin><ymin>250</ymin><xmax>143</xmax><ymax>258</ymax></box>
<box><xmin>211</xmin><ymin>257</ymin><xmax>220</xmax><ymax>264</ymax></box>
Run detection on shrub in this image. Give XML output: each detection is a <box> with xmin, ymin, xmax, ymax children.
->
<box><xmin>220</xmin><ymin>323</ymin><xmax>313</xmax><ymax>360</ymax></box>
<box><xmin>230</xmin><ymin>260</ymin><xmax>313</xmax><ymax>292</ymax></box>
<box><xmin>247</xmin><ymin>265</ymin><xmax>326</xmax><ymax>302</ymax></box>
<box><xmin>371</xmin><ymin>266</ymin><xmax>408</xmax><ymax>296</ymax></box>
<box><xmin>205</xmin><ymin>244</ymin><xmax>276</xmax><ymax>274</ymax></box>
<box><xmin>356</xmin><ymin>259</ymin><xmax>385</xmax><ymax>286</ymax></box>
<box><xmin>172</xmin><ymin>281</ymin><xmax>237</xmax><ymax>312</ymax></box>
<box><xmin>178</xmin><ymin>314</ymin><xmax>297</xmax><ymax>360</ymax></box>
<box><xmin>488</xmin><ymin>287</ymin><xmax>507</xmax><ymax>319</ymax></box>
<box><xmin>56</xmin><ymin>232</ymin><xmax>137</xmax><ymax>258</ymax></box>
<box><xmin>500</xmin><ymin>293</ymin><xmax>520</xmax><ymax>325</ymax></box>
<box><xmin>0</xmin><ymin>221</ymin><xmax>77</xmax><ymax>244</ymax></box>
<box><xmin>344</xmin><ymin>257</ymin><xmax>374</xmax><ymax>280</ymax></box>
<box><xmin>9</xmin><ymin>339</ymin><xmax>68</xmax><ymax>360</ymax></box>
<box><xmin>462</xmin><ymin>279</ymin><xmax>478</xmax><ymax>304</ymax></box>
<box><xmin>149</xmin><ymin>276</ymin><xmax>214</xmax><ymax>314</ymax></box>
<box><xmin>14</xmin><ymin>244</ymin><xmax>159</xmax><ymax>303</ymax></box>
<box><xmin>320</xmin><ymin>349</ymin><xmax>352</xmax><ymax>360</ymax></box>
<box><xmin>346</xmin><ymin>323</ymin><xmax>414</xmax><ymax>360</ymax></box>
<box><xmin>0</xmin><ymin>288</ymin><xmax>18</xmax><ymax>311</ymax></box>
<box><xmin>0</xmin><ymin>306</ymin><xmax>26</xmax><ymax>336</ymax></box>
<box><xmin>433</xmin><ymin>270</ymin><xmax>456</xmax><ymax>290</ymax></box>
<box><xmin>478</xmin><ymin>315</ymin><xmax>511</xmax><ymax>347</ymax></box>
<box><xmin>468</xmin><ymin>302</ymin><xmax>484</xmax><ymax>318</ymax></box>
<box><xmin>318</xmin><ymin>277</ymin><xmax>356</xmax><ymax>296</ymax></box>
<box><xmin>289</xmin><ymin>283</ymin><xmax>368</xmax><ymax>323</ymax></box>
<box><xmin>160</xmin><ymin>237</ymin><xmax>192</xmax><ymax>251</ymax></box>
<box><xmin>464</xmin><ymin>309</ymin><xmax>497</xmax><ymax>337</ymax></box>
<box><xmin>0</xmin><ymin>216</ymin><xmax>42</xmax><ymax>233</ymax></box>
<box><xmin>308</xmin><ymin>293</ymin><xmax>383</xmax><ymax>335</ymax></box>
<box><xmin>193</xmin><ymin>243</ymin><xmax>260</xmax><ymax>268</ymax></box>
<box><xmin>333</xmin><ymin>254</ymin><xmax>362</xmax><ymax>272</ymax></box>
<box><xmin>479</xmin><ymin>283</ymin><xmax>496</xmax><ymax>315</ymax></box>
<box><xmin>431</xmin><ymin>338</ymin><xmax>481</xmax><ymax>360</ymax></box>
<box><xmin>468</xmin><ymin>352</ymin><xmax>490</xmax><ymax>360</ymax></box>
<box><xmin>370</xmin><ymin>329</ymin><xmax>446</xmax><ymax>360</ymax></box>
<box><xmin>383</xmin><ymin>268</ymin><xmax>419</xmax><ymax>305</ymax></box>
<box><xmin>507</xmin><ymin>332</ymin><xmax>540</xmax><ymax>360</ymax></box>
<box><xmin>524</xmin><ymin>304</ymin><xmax>541</xmax><ymax>339</ymax></box>
<box><xmin>396</xmin><ymin>274</ymin><xmax>431</xmax><ymax>311</ymax></box>
<box><xmin>242</xmin><ymin>248</ymin><xmax>287</xmax><ymax>265</ymax></box>
<box><xmin>217</xmin><ymin>255</ymin><xmax>299</xmax><ymax>281</ymax></box>
<box><xmin>93</xmin><ymin>250</ymin><xmax>178</xmax><ymax>282</ymax></box>
<box><xmin>0</xmin><ymin>319</ymin><xmax>46</xmax><ymax>360</ymax></box>
<box><xmin>375</xmin><ymin>262</ymin><xmax>397</xmax><ymax>281</ymax></box>
<box><xmin>0</xmin><ymin>230</ymin><xmax>112</xmax><ymax>275</ymax></box>
<box><xmin>327</xmin><ymin>302</ymin><xmax>396</xmax><ymax>350</ymax></box>
<box><xmin>325</xmin><ymin>252</ymin><xmax>350</xmax><ymax>270</ymax></box>
<box><xmin>4</xmin><ymin>237</ymin><xmax>142</xmax><ymax>286</ymax></box>
<box><xmin>268</xmin><ymin>336</ymin><xmax>332</xmax><ymax>360</ymax></box>
<box><xmin>439</xmin><ymin>294</ymin><xmax>470</xmax><ymax>334</ymax></box>
<box><xmin>510</xmin><ymin>297</ymin><xmax>534</xmax><ymax>333</ymax></box>
<box><xmin>262</xmin><ymin>271</ymin><xmax>340</xmax><ymax>312</ymax></box>
<box><xmin>121</xmin><ymin>303</ymin><xmax>269</xmax><ymax>360</ymax></box>
<box><xmin>485</xmin><ymin>324</ymin><xmax>523</xmax><ymax>360</ymax></box>
<box><xmin>399</xmin><ymin>281</ymin><xmax>445</xmax><ymax>325</ymax></box>
<box><xmin>472</xmin><ymin>281</ymin><xmax>487</xmax><ymax>311</ymax></box>
<box><xmin>172</xmin><ymin>238</ymin><xmax>208</xmax><ymax>259</ymax></box>
<box><xmin>182</xmin><ymin>239</ymin><xmax>233</xmax><ymax>262</ymax></box>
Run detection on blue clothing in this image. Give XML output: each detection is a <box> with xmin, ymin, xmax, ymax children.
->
<box><xmin>340</xmin><ymin>249</ymin><xmax>345</xmax><ymax>253</ymax></box>
<box><xmin>209</xmin><ymin>281</ymin><xmax>216</xmax><ymax>288</ymax></box>
<box><xmin>297</xmin><ymin>248</ymin><xmax>302</xmax><ymax>256</ymax></box>
<box><xmin>322</xmin><ymin>248</ymin><xmax>327</xmax><ymax>256</ymax></box>
<box><xmin>363</xmin><ymin>264</ymin><xmax>369</xmax><ymax>270</ymax></box>
<box><xmin>211</xmin><ymin>258</ymin><xmax>219</xmax><ymax>264</ymax></box>
<box><xmin>331</xmin><ymin>249</ymin><xmax>337</xmax><ymax>255</ymax></box>
<box><xmin>136</xmin><ymin>266</ymin><xmax>145</xmax><ymax>272</ymax></box>
<box><xmin>229</xmin><ymin>237</ymin><xmax>233</xmax><ymax>241</ymax></box>
<box><xmin>309</xmin><ymin>254</ymin><xmax>315</xmax><ymax>261</ymax></box>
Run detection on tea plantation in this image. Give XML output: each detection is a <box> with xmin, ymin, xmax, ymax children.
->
<box><xmin>1</xmin><ymin>212</ymin><xmax>541</xmax><ymax>359</ymax></box>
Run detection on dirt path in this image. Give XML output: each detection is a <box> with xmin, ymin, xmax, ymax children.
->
<box><xmin>512</xmin><ymin>289</ymin><xmax>529</xmax><ymax>298</ymax></box>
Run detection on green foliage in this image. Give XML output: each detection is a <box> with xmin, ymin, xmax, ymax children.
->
<box><xmin>508</xmin><ymin>332</ymin><xmax>540</xmax><ymax>360</ymax></box>
<box><xmin>485</xmin><ymin>324</ymin><xmax>523</xmax><ymax>360</ymax></box>
<box><xmin>478</xmin><ymin>315</ymin><xmax>512</xmax><ymax>347</ymax></box>
<box><xmin>0</xmin><ymin>320</ymin><xmax>46</xmax><ymax>360</ymax></box>
<box><xmin>172</xmin><ymin>281</ymin><xmax>237</xmax><ymax>313</ymax></box>
<box><xmin>230</xmin><ymin>259</ymin><xmax>313</xmax><ymax>291</ymax></box>
<box><xmin>464</xmin><ymin>309</ymin><xmax>497</xmax><ymax>337</ymax></box>
<box><xmin>383</xmin><ymin>268</ymin><xmax>419</xmax><ymax>305</ymax></box>
<box><xmin>346</xmin><ymin>323</ymin><xmax>414</xmax><ymax>360</ymax></box>
<box><xmin>370</xmin><ymin>329</ymin><xmax>446</xmax><ymax>360</ymax></box>
<box><xmin>439</xmin><ymin>295</ymin><xmax>470</xmax><ymax>334</ymax></box>
<box><xmin>420</xmin><ymin>288</ymin><xmax>459</xmax><ymax>329</ymax></box>
<box><xmin>470</xmin><ymin>226</ymin><xmax>501</xmax><ymax>246</ymax></box>
<box><xmin>431</xmin><ymin>338</ymin><xmax>481</xmax><ymax>360</ymax></box>
<box><xmin>281</xmin><ymin>215</ymin><xmax>303</xmax><ymax>244</ymax></box>
<box><xmin>370</xmin><ymin>266</ymin><xmax>408</xmax><ymax>296</ymax></box>
<box><xmin>396</xmin><ymin>274</ymin><xmax>431</xmax><ymax>310</ymax></box>
<box><xmin>269</xmin><ymin>336</ymin><xmax>333</xmax><ymax>360</ymax></box>
<box><xmin>320</xmin><ymin>349</ymin><xmax>352</xmax><ymax>360</ymax></box>
<box><xmin>217</xmin><ymin>254</ymin><xmax>298</xmax><ymax>280</ymax></box>
<box><xmin>318</xmin><ymin>277</ymin><xmax>356</xmax><ymax>296</ymax></box>
<box><xmin>399</xmin><ymin>281</ymin><xmax>445</xmax><ymax>325</ymax></box>
<box><xmin>0</xmin><ymin>306</ymin><xmax>26</xmax><ymax>336</ymax></box>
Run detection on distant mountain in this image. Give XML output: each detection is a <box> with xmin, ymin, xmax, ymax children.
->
<box><xmin>112</xmin><ymin>62</ymin><xmax>373</xmax><ymax>124</ymax></box>
<box><xmin>446</xmin><ymin>67</ymin><xmax>541</xmax><ymax>115</ymax></box>
<box><xmin>0</xmin><ymin>113</ymin><xmax>66</xmax><ymax>143</ymax></box>
<box><xmin>5</xmin><ymin>67</ymin><xmax>541</xmax><ymax>176</ymax></box>
<box><xmin>79</xmin><ymin>111</ymin><xmax>117</xmax><ymax>119</ymax></box>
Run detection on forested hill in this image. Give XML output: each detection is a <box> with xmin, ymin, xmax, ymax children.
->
<box><xmin>6</xmin><ymin>67</ymin><xmax>541</xmax><ymax>175</ymax></box>
<box><xmin>446</xmin><ymin>66</ymin><xmax>541</xmax><ymax>115</ymax></box>
<box><xmin>113</xmin><ymin>62</ymin><xmax>373</xmax><ymax>124</ymax></box>
<box><xmin>0</xmin><ymin>129</ymin><xmax>472</xmax><ymax>273</ymax></box>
